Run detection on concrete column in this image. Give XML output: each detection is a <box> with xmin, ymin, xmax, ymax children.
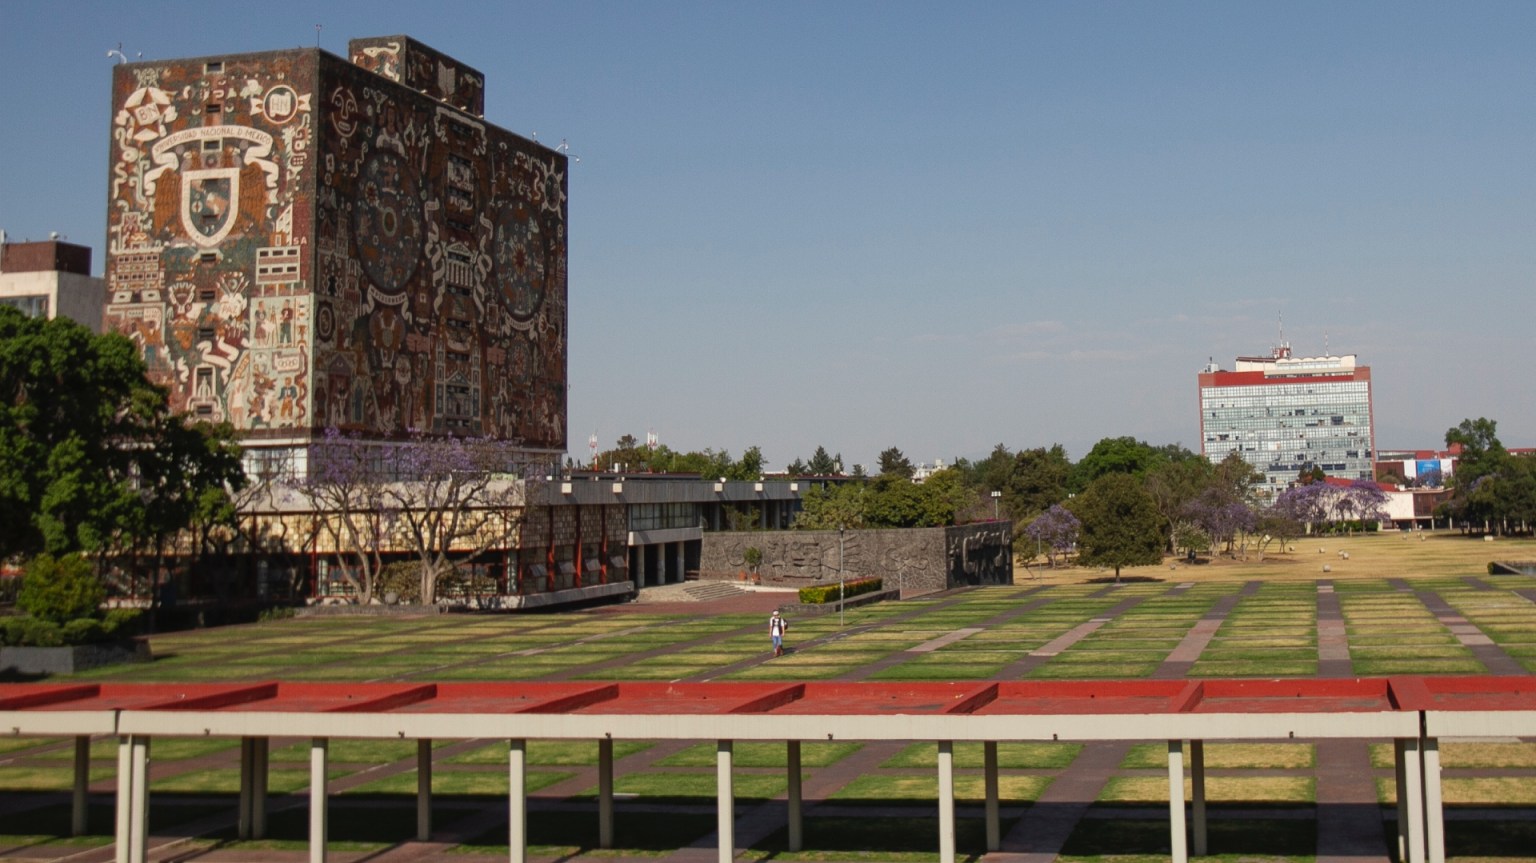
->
<box><xmin>115</xmin><ymin>737</ymin><xmax>131</xmax><ymax>863</ymax></box>
<box><xmin>674</xmin><ymin>542</ymin><xmax>686</xmax><ymax>584</ymax></box>
<box><xmin>635</xmin><ymin>546</ymin><xmax>648</xmax><ymax>588</ymax></box>
<box><xmin>598</xmin><ymin>737</ymin><xmax>614</xmax><ymax>848</ymax></box>
<box><xmin>787</xmin><ymin>741</ymin><xmax>803</xmax><ymax>852</ymax></box>
<box><xmin>983</xmin><ymin>741</ymin><xmax>1000</xmax><ymax>852</ymax></box>
<box><xmin>1167</xmin><ymin>740</ymin><xmax>1187</xmax><ymax>863</ymax></box>
<box><xmin>238</xmin><ymin>737</ymin><xmax>255</xmax><ymax>839</ymax></box>
<box><xmin>1424</xmin><ymin>737</ymin><xmax>1444</xmax><ymax>863</ymax></box>
<box><xmin>254</xmin><ymin>737</ymin><xmax>268</xmax><ymax>839</ymax></box>
<box><xmin>1402</xmin><ymin>737</ymin><xmax>1426</xmax><ymax>863</ymax></box>
<box><xmin>509</xmin><ymin>739</ymin><xmax>527</xmax><ymax>863</ymax></box>
<box><xmin>128</xmin><ymin>736</ymin><xmax>149</xmax><ymax>863</ymax></box>
<box><xmin>1190</xmin><ymin>740</ymin><xmax>1207</xmax><ymax>856</ymax></box>
<box><xmin>71</xmin><ymin>735</ymin><xmax>90</xmax><ymax>836</ymax></box>
<box><xmin>417</xmin><ymin>739</ymin><xmax>433</xmax><ymax>841</ymax></box>
<box><xmin>717</xmin><ymin>741</ymin><xmax>735</xmax><ymax>863</ymax></box>
<box><xmin>937</xmin><ymin>740</ymin><xmax>955</xmax><ymax>863</ymax></box>
<box><xmin>310</xmin><ymin>738</ymin><xmax>328</xmax><ymax>863</ymax></box>
<box><xmin>1395</xmin><ymin>738</ymin><xmax>1410</xmax><ymax>863</ymax></box>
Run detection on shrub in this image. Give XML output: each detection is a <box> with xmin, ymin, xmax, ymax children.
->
<box><xmin>798</xmin><ymin>576</ymin><xmax>883</xmax><ymax>605</ymax></box>
<box><xmin>10</xmin><ymin>617</ymin><xmax>66</xmax><ymax>647</ymax></box>
<box><xmin>101</xmin><ymin>607</ymin><xmax>143</xmax><ymax>639</ymax></box>
<box><xmin>379</xmin><ymin>561</ymin><xmax>423</xmax><ymax>604</ymax></box>
<box><xmin>18</xmin><ymin>554</ymin><xmax>105</xmax><ymax>625</ymax></box>
<box><xmin>62</xmin><ymin>618</ymin><xmax>106</xmax><ymax>644</ymax></box>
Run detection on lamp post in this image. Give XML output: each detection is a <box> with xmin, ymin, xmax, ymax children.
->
<box><xmin>838</xmin><ymin>526</ymin><xmax>845</xmax><ymax>627</ymax></box>
<box><xmin>990</xmin><ymin>490</ymin><xmax>1001</xmax><ymax>521</ymax></box>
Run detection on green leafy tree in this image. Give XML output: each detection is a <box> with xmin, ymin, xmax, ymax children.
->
<box><xmin>721</xmin><ymin>446</ymin><xmax>765</xmax><ymax>481</ymax></box>
<box><xmin>864</xmin><ymin>473</ymin><xmax>925</xmax><ymax>527</ymax></box>
<box><xmin>1068</xmin><ymin>473</ymin><xmax>1164</xmax><ymax>582</ymax></box>
<box><xmin>1004</xmin><ymin>444</ymin><xmax>1073</xmax><ymax>523</ymax></box>
<box><xmin>0</xmin><ymin>306</ymin><xmax>244</xmax><ymax>560</ymax></box>
<box><xmin>877</xmin><ymin>447</ymin><xmax>914</xmax><ymax>479</ymax></box>
<box><xmin>1442</xmin><ymin>418</ymin><xmax>1535</xmax><ymax>535</ymax></box>
<box><xmin>807</xmin><ymin>446</ymin><xmax>838</xmax><ymax>476</ymax></box>
<box><xmin>1070</xmin><ymin>436</ymin><xmax>1169</xmax><ymax>493</ymax></box>
<box><xmin>18</xmin><ymin>553</ymin><xmax>105</xmax><ymax>624</ymax></box>
<box><xmin>1143</xmin><ymin>458</ymin><xmax>1213</xmax><ymax>553</ymax></box>
<box><xmin>793</xmin><ymin>482</ymin><xmax>865</xmax><ymax>530</ymax></box>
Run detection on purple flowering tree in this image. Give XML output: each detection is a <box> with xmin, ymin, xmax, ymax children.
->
<box><xmin>297</xmin><ymin>427</ymin><xmax>397</xmax><ymax>605</ymax></box>
<box><xmin>1340</xmin><ymin>478</ymin><xmax>1390</xmax><ymax>532</ymax></box>
<box><xmin>1183</xmin><ymin>488</ymin><xmax>1256</xmax><ymax>557</ymax></box>
<box><xmin>381</xmin><ymin>433</ymin><xmax>534</xmax><ymax>604</ymax></box>
<box><xmin>1023</xmin><ymin>504</ymin><xmax>1080</xmax><ymax>567</ymax></box>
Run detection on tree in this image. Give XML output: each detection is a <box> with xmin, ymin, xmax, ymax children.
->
<box><xmin>18</xmin><ymin>554</ymin><xmax>105</xmax><ymax>624</ymax></box>
<box><xmin>1183</xmin><ymin>487</ymin><xmax>1256</xmax><ymax>556</ymax></box>
<box><xmin>807</xmin><ymin>446</ymin><xmax>838</xmax><ymax>476</ymax></box>
<box><xmin>793</xmin><ymin>482</ymin><xmax>865</xmax><ymax>530</ymax></box>
<box><xmin>0</xmin><ymin>306</ymin><xmax>244</xmax><ymax>561</ymax></box>
<box><xmin>1003</xmin><ymin>445</ymin><xmax>1073</xmax><ymax>523</ymax></box>
<box><xmin>1071</xmin><ymin>437</ymin><xmax>1169</xmax><ymax>493</ymax></box>
<box><xmin>1023</xmin><ymin>504</ymin><xmax>1080</xmax><ymax>567</ymax></box>
<box><xmin>1443</xmin><ymin>417</ymin><xmax>1515</xmax><ymax>533</ymax></box>
<box><xmin>864</xmin><ymin>473</ymin><xmax>926</xmax><ymax>527</ymax></box>
<box><xmin>297</xmin><ymin>428</ymin><xmax>397</xmax><ymax>605</ymax></box>
<box><xmin>382</xmin><ymin>434</ymin><xmax>532</xmax><ymax>604</ymax></box>
<box><xmin>784</xmin><ymin>458</ymin><xmax>809</xmax><ymax>477</ymax></box>
<box><xmin>878</xmin><ymin>447</ymin><xmax>914</xmax><ymax>479</ymax></box>
<box><xmin>1144</xmin><ymin>458</ymin><xmax>1213</xmax><ymax>553</ymax></box>
<box><xmin>726</xmin><ymin>446</ymin><xmax>765</xmax><ymax>481</ymax></box>
<box><xmin>1068</xmin><ymin>473</ymin><xmax>1163</xmax><ymax>582</ymax></box>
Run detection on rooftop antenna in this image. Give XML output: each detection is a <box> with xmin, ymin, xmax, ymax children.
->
<box><xmin>555</xmin><ymin>138</ymin><xmax>580</xmax><ymax>163</ymax></box>
<box><xmin>107</xmin><ymin>43</ymin><xmax>128</xmax><ymax>64</ymax></box>
<box><xmin>314</xmin><ymin>24</ymin><xmax>322</xmax><ymax>47</ymax></box>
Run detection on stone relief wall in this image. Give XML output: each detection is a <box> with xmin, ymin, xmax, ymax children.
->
<box><xmin>701</xmin><ymin>523</ymin><xmax>1012</xmax><ymax>594</ymax></box>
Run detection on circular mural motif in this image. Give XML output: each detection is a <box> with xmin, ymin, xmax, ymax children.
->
<box><xmin>316</xmin><ymin>303</ymin><xmax>335</xmax><ymax>343</ymax></box>
<box><xmin>353</xmin><ymin>151</ymin><xmax>423</xmax><ymax>296</ymax></box>
<box><xmin>493</xmin><ymin>203</ymin><xmax>545</xmax><ymax>326</ymax></box>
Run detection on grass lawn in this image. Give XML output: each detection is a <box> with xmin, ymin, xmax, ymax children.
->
<box><xmin>11</xmin><ymin>535</ymin><xmax>1536</xmax><ymax>862</ymax></box>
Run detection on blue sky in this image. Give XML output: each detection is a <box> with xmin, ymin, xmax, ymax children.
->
<box><xmin>3</xmin><ymin>1</ymin><xmax>1532</xmax><ymax>471</ymax></box>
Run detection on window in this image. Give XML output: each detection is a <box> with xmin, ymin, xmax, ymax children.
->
<box><xmin>0</xmin><ymin>295</ymin><xmax>49</xmax><ymax>318</ymax></box>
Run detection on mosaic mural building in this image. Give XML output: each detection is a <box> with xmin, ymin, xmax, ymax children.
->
<box><xmin>105</xmin><ymin>36</ymin><xmax>568</xmax><ymax>469</ymax></box>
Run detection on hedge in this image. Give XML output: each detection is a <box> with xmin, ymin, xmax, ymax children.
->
<box><xmin>798</xmin><ymin>577</ymin><xmax>883</xmax><ymax>605</ymax></box>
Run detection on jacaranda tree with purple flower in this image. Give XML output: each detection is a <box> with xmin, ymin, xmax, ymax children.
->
<box><xmin>1023</xmin><ymin>504</ymin><xmax>1080</xmax><ymax>567</ymax></box>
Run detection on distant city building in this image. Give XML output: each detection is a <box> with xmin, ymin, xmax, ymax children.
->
<box><xmin>103</xmin><ymin>36</ymin><xmax>568</xmax><ymax>476</ymax></box>
<box><xmin>1198</xmin><ymin>343</ymin><xmax>1375</xmax><ymax>488</ymax></box>
<box><xmin>0</xmin><ymin>235</ymin><xmax>104</xmax><ymax>329</ymax></box>
<box><xmin>912</xmin><ymin>458</ymin><xmax>946</xmax><ymax>482</ymax></box>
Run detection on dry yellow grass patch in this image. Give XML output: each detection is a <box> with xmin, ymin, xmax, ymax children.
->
<box><xmin>1030</xmin><ymin>533</ymin><xmax>1536</xmax><ymax>585</ymax></box>
<box><xmin>1101</xmin><ymin>775</ymin><xmax>1313</xmax><ymax>804</ymax></box>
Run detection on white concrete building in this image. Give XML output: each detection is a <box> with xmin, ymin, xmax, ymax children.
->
<box><xmin>0</xmin><ymin>235</ymin><xmax>104</xmax><ymax>330</ymax></box>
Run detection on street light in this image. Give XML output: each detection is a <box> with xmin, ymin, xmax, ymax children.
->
<box><xmin>838</xmin><ymin>526</ymin><xmax>845</xmax><ymax>627</ymax></box>
<box><xmin>990</xmin><ymin>490</ymin><xmax>1001</xmax><ymax>521</ymax></box>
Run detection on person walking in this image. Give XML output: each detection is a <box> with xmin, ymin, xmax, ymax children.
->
<box><xmin>769</xmin><ymin>610</ymin><xmax>789</xmax><ymax>657</ymax></box>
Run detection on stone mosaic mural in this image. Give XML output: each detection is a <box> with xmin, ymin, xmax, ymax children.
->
<box><xmin>105</xmin><ymin>39</ymin><xmax>567</xmax><ymax>451</ymax></box>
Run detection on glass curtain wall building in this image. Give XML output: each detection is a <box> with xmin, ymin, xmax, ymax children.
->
<box><xmin>1198</xmin><ymin>344</ymin><xmax>1375</xmax><ymax>490</ymax></box>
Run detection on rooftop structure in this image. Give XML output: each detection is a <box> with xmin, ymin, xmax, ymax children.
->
<box><xmin>0</xmin><ymin>235</ymin><xmax>104</xmax><ymax>328</ymax></box>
